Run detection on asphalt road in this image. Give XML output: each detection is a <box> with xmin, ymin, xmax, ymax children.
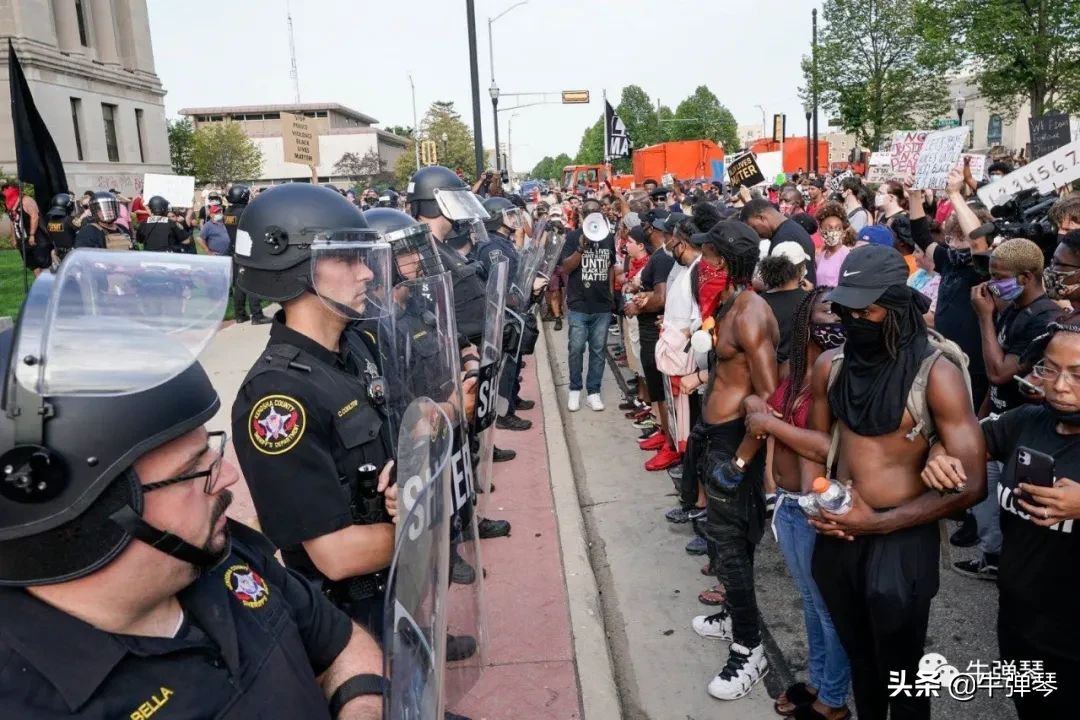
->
<box><xmin>543</xmin><ymin>320</ymin><xmax>1019</xmax><ymax>720</ymax></box>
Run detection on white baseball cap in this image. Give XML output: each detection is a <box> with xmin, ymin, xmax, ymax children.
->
<box><xmin>771</xmin><ymin>241</ymin><xmax>810</xmax><ymax>265</ymax></box>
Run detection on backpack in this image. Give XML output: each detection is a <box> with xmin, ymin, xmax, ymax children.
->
<box><xmin>824</xmin><ymin>328</ymin><xmax>972</xmax><ymax>472</ymax></box>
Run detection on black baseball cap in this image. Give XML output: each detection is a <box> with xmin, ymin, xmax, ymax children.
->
<box><xmin>644</xmin><ymin>208</ymin><xmax>670</xmax><ymax>228</ymax></box>
<box><xmin>689</xmin><ymin>219</ymin><xmax>760</xmax><ymax>248</ymax></box>
<box><xmin>628</xmin><ymin>225</ymin><xmax>646</xmax><ymax>243</ymax></box>
<box><xmin>825</xmin><ymin>244</ymin><xmax>910</xmax><ymax>309</ymax></box>
<box><xmin>662</xmin><ymin>212</ymin><xmax>687</xmax><ymax>233</ymax></box>
<box><xmin>810</xmin><ymin>178</ymin><xmax>826</xmax><ymax>190</ymax></box>
<box><xmin>650</xmin><ymin>186</ymin><xmax>672</xmax><ymax>198</ymax></box>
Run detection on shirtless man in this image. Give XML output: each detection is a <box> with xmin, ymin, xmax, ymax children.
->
<box><xmin>800</xmin><ymin>244</ymin><xmax>986</xmax><ymax>720</ymax></box>
<box><xmin>687</xmin><ymin>221</ymin><xmax>780</xmax><ymax>701</ymax></box>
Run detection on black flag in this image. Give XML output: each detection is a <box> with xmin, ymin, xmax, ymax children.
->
<box><xmin>606</xmin><ymin>100</ymin><xmax>631</xmax><ymax>159</ymax></box>
<box><xmin>8</xmin><ymin>40</ymin><xmax>69</xmax><ymax>204</ymax></box>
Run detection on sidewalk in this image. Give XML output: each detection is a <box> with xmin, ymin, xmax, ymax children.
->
<box><xmin>201</xmin><ymin>318</ymin><xmax>587</xmax><ymax>719</ymax></box>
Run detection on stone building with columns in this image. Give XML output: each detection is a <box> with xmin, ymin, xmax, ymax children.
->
<box><xmin>1</xmin><ymin>0</ymin><xmax>170</xmax><ymax>197</ymax></box>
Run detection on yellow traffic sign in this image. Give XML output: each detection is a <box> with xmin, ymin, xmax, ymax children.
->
<box><xmin>561</xmin><ymin>90</ymin><xmax>590</xmax><ymax>104</ymax></box>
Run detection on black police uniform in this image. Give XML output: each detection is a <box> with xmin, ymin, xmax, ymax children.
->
<box><xmin>135</xmin><ymin>216</ymin><xmax>187</xmax><ymax>252</ymax></box>
<box><xmin>0</xmin><ymin>522</ymin><xmax>353</xmax><ymax>719</ymax></box>
<box><xmin>232</xmin><ymin>313</ymin><xmax>393</xmax><ymax>633</ymax></box>
<box><xmin>437</xmin><ymin>242</ymin><xmax>487</xmax><ymax>344</ymax></box>
<box><xmin>473</xmin><ymin>230</ymin><xmax>519</xmax><ymax>284</ymax></box>
<box><xmin>45</xmin><ymin>209</ymin><xmax>78</xmax><ymax>263</ymax></box>
<box><xmin>222</xmin><ymin>203</ymin><xmax>264</xmax><ymax>319</ymax></box>
<box><xmin>75</xmin><ymin>221</ymin><xmax>135</xmax><ymax>250</ymax></box>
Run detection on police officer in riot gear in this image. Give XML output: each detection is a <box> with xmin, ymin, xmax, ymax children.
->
<box><xmin>223</xmin><ymin>184</ymin><xmax>270</xmax><ymax>325</ymax></box>
<box><xmin>74</xmin><ymin>191</ymin><xmax>135</xmax><ymax>250</ymax></box>
<box><xmin>45</xmin><ymin>192</ymin><xmax>78</xmax><ymax>267</ymax></box>
<box><xmin>135</xmin><ymin>196</ymin><xmax>189</xmax><ymax>252</ymax></box>
<box><xmin>231</xmin><ymin>183</ymin><xmax>402</xmax><ymax>635</ymax></box>
<box><xmin>0</xmin><ymin>252</ymin><xmax>386</xmax><ymax>719</ymax></box>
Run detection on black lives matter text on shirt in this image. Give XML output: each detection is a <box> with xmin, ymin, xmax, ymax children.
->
<box><xmin>637</xmin><ymin>250</ymin><xmax>676</xmax><ymax>343</ymax></box>
<box><xmin>562</xmin><ymin>230</ymin><xmax>615</xmax><ymax>314</ymax></box>
<box><xmin>982</xmin><ymin>405</ymin><xmax>1080</xmax><ymax>661</ymax></box>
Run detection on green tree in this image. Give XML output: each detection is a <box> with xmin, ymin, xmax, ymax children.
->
<box><xmin>617</xmin><ymin>85</ymin><xmax>660</xmax><ymax>149</ymax></box>
<box><xmin>333</xmin><ymin>148</ymin><xmax>390</xmax><ymax>188</ymax></box>
<box><xmin>668</xmin><ymin>85</ymin><xmax>740</xmax><ymax>151</ymax></box>
<box><xmin>574</xmin><ymin>116</ymin><xmax>605</xmax><ymax>165</ymax></box>
<box><xmin>916</xmin><ymin>0</ymin><xmax>1080</xmax><ymax>118</ymax></box>
<box><xmin>385</xmin><ymin>125</ymin><xmax>414</xmax><ymax>138</ymax></box>
<box><xmin>191</xmin><ymin>121</ymin><xmax>263</xmax><ymax>186</ymax></box>
<box><xmin>530</xmin><ymin>155</ymin><xmax>556</xmax><ymax>180</ymax></box>
<box><xmin>167</xmin><ymin>118</ymin><xmax>196</xmax><ymax>176</ymax></box>
<box><xmin>802</xmin><ymin>0</ymin><xmax>950</xmax><ymax>149</ymax></box>
<box><xmin>394</xmin><ymin>101</ymin><xmax>477</xmax><ymax>187</ymax></box>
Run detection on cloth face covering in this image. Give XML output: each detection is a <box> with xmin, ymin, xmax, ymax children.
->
<box><xmin>822</xmin><ymin>230</ymin><xmax>844</xmax><ymax>248</ymax></box>
<box><xmin>811</xmin><ymin>323</ymin><xmax>846</xmax><ymax>350</ymax></box>
<box><xmin>828</xmin><ymin>285</ymin><xmax>931</xmax><ymax>436</ymax></box>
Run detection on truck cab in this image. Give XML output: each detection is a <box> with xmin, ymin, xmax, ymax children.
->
<box><xmin>562</xmin><ymin>165</ymin><xmax>609</xmax><ymax>191</ymax></box>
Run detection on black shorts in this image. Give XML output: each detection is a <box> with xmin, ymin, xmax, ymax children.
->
<box><xmin>18</xmin><ymin>237</ymin><xmax>51</xmax><ymax>269</ymax></box>
<box><xmin>639</xmin><ymin>338</ymin><xmax>665</xmax><ymax>399</ymax></box>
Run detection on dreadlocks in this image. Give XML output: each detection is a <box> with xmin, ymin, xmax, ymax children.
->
<box><xmin>884</xmin><ymin>310</ymin><xmax>902</xmax><ymax>359</ymax></box>
<box><xmin>783</xmin><ymin>286</ymin><xmax>831</xmax><ymax>421</ymax></box>
<box><xmin>715</xmin><ymin>233</ymin><xmax>759</xmax><ymax>287</ymax></box>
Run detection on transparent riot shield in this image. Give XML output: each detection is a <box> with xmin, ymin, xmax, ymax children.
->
<box><xmin>384</xmin><ymin>398</ymin><xmax>453</xmax><ymax>720</ymax></box>
<box><xmin>378</xmin><ymin>271</ymin><xmax>488</xmax><ymax>709</ymax></box>
<box><xmin>472</xmin><ymin>259</ymin><xmax>507</xmax><ymax>516</ymax></box>
<box><xmin>537</xmin><ymin>228</ymin><xmax>568</xmax><ymax>282</ymax></box>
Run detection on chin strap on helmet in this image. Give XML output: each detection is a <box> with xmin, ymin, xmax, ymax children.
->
<box><xmin>109</xmin><ymin>504</ymin><xmax>228</xmax><ymax>569</ymax></box>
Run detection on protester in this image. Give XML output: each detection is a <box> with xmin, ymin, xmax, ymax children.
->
<box><xmin>1044</xmin><ymin>229</ymin><xmax>1080</xmax><ymax>313</ymax></box>
<box><xmin>759</xmin><ymin>243</ymin><xmax>810</xmax><ymax>364</ymax></box>
<box><xmin>875</xmin><ymin>181</ymin><xmax>913</xmax><ymax>272</ymax></box>
<box><xmin>840</xmin><ymin>177</ymin><xmax>869</xmax><ymax>232</ymax></box>
<box><xmin>197</xmin><ymin>205</ymin><xmax>231</xmax><ymax>256</ymax></box>
<box><xmin>801</xmin><ymin>244</ymin><xmax>986</xmax><ymax>720</ymax></box>
<box><xmin>741</xmin><ymin>198</ymin><xmax>818</xmax><ymax>284</ymax></box>
<box><xmin>779</xmin><ymin>186</ymin><xmax>805</xmax><ymax>218</ymax></box>
<box><xmin>805</xmin><ymin>178</ymin><xmax>825</xmax><ymax>219</ymax></box>
<box><xmin>2</xmin><ymin>182</ymin><xmax>51</xmax><ymax>276</ymax></box>
<box><xmin>923</xmin><ymin>323</ymin><xmax>1080</xmax><ymax>720</ymax></box>
<box><xmin>814</xmin><ymin>202</ymin><xmax>854</xmax><ymax>287</ymax></box>
<box><xmin>907</xmin><ymin>245</ymin><xmax>940</xmax><ymax>325</ymax></box>
<box><xmin>618</xmin><ymin>225</ymin><xmax>652</xmax><ymax>410</ymax></box>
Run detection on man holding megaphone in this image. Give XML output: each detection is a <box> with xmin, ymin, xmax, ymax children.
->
<box><xmin>560</xmin><ymin>197</ymin><xmax>616</xmax><ymax>412</ymax></box>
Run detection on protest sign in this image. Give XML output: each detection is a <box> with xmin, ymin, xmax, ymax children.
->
<box><xmin>913</xmin><ymin>127</ymin><xmax>969</xmax><ymax>190</ymax></box>
<box><xmin>889</xmin><ymin>130</ymin><xmax>929</xmax><ymax>182</ymax></box>
<box><xmin>957</xmin><ymin>153</ymin><xmax>986</xmax><ymax>180</ymax></box>
<box><xmin>866</xmin><ymin>152</ymin><xmax>891</xmax><ymax>185</ymax></box>
<box><xmin>726</xmin><ymin>152</ymin><xmax>765</xmax><ymax>189</ymax></box>
<box><xmin>661</xmin><ymin>173</ymin><xmax>676</xmax><ymax>188</ymax></box>
<box><xmin>1029</xmin><ymin>113</ymin><xmax>1071</xmax><ymax>161</ymax></box>
<box><xmin>977</xmin><ymin>137</ymin><xmax>1080</xmax><ymax>209</ymax></box>
<box><xmin>142</xmin><ymin>173</ymin><xmax>195</xmax><ymax>208</ymax></box>
<box><xmin>281</xmin><ymin>112</ymin><xmax>321</xmax><ymax>167</ymax></box>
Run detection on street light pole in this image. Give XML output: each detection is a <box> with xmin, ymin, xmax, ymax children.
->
<box><xmin>754</xmin><ymin>104</ymin><xmax>766</xmax><ymax>142</ymax></box>
<box><xmin>803</xmin><ymin>102</ymin><xmax>811</xmax><ymax>172</ymax></box>
<box><xmin>408</xmin><ymin>74</ymin><xmax>420</xmax><ymax>171</ymax></box>
<box><xmin>490</xmin><ymin>83</ymin><xmax>500</xmax><ymax>171</ymax></box>
<box><xmin>466</xmin><ymin>0</ymin><xmax>484</xmax><ymax>177</ymax></box>
<box><xmin>508</xmin><ymin>113</ymin><xmax>519</xmax><ymax>180</ymax></box>
<box><xmin>487</xmin><ymin>1</ymin><xmax>528</xmax><ymax>173</ymax></box>
<box><xmin>955</xmin><ymin>92</ymin><xmax>967</xmax><ymax>150</ymax></box>
<box><xmin>811</xmin><ymin>7</ymin><xmax>819</xmax><ymax>174</ymax></box>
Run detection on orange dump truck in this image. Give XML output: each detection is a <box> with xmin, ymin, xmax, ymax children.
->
<box><xmin>632</xmin><ymin>140</ymin><xmax>726</xmax><ymax>184</ymax></box>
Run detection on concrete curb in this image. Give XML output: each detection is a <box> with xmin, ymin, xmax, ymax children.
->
<box><xmin>535</xmin><ymin>326</ymin><xmax>623</xmax><ymax>720</ymax></box>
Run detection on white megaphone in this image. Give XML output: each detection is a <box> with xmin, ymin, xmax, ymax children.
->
<box><xmin>582</xmin><ymin>212</ymin><xmax>610</xmax><ymax>242</ymax></box>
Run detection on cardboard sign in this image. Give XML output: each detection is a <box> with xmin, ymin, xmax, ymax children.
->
<box><xmin>957</xmin><ymin>153</ymin><xmax>986</xmax><ymax>180</ymax></box>
<box><xmin>281</xmin><ymin>112</ymin><xmax>321</xmax><ymax>167</ymax></box>
<box><xmin>726</xmin><ymin>152</ymin><xmax>766</xmax><ymax>189</ymax></box>
<box><xmin>913</xmin><ymin>127</ymin><xmax>969</xmax><ymax>190</ymax></box>
<box><xmin>142</xmin><ymin>173</ymin><xmax>195</xmax><ymax>208</ymax></box>
<box><xmin>889</xmin><ymin>130</ymin><xmax>930</xmax><ymax>182</ymax></box>
<box><xmin>1029</xmin><ymin>113</ymin><xmax>1072</xmax><ymax>161</ymax></box>
<box><xmin>977</xmin><ymin>137</ymin><xmax>1080</xmax><ymax>208</ymax></box>
<box><xmin>662</xmin><ymin>173</ymin><xmax>676</xmax><ymax>188</ymax></box>
<box><xmin>866</xmin><ymin>152</ymin><xmax>891</xmax><ymax>185</ymax></box>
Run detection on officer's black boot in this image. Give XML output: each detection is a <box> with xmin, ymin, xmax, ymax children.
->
<box><xmin>492</xmin><ymin>446</ymin><xmax>516</xmax><ymax>463</ymax></box>
<box><xmin>446</xmin><ymin>712</ymin><xmax>472</xmax><ymax>720</ymax></box>
<box><xmin>250</xmin><ymin>312</ymin><xmax>272</xmax><ymax>326</ymax></box>
<box><xmin>515</xmin><ymin>398</ymin><xmax>536</xmax><ymax>411</ymax></box>
<box><xmin>445</xmin><ymin>633</ymin><xmax>477</xmax><ymax>661</ymax></box>
<box><xmin>496</xmin><ymin>413</ymin><xmax>532</xmax><ymax>431</ymax></box>
<box><xmin>234</xmin><ymin>312</ymin><xmax>250</xmax><ymax>324</ymax></box>
<box><xmin>450</xmin><ymin>545</ymin><xmax>475</xmax><ymax>585</ymax></box>
<box><xmin>477</xmin><ymin>518</ymin><xmax>511</xmax><ymax>539</ymax></box>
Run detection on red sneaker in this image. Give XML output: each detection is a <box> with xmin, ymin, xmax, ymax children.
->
<box><xmin>638</xmin><ymin>432</ymin><xmax>666</xmax><ymax>451</ymax></box>
<box><xmin>645</xmin><ymin>446</ymin><xmax>682</xmax><ymax>471</ymax></box>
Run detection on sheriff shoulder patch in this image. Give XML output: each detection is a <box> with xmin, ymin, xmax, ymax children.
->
<box><xmin>224</xmin><ymin>564</ymin><xmax>270</xmax><ymax>608</ymax></box>
<box><xmin>248</xmin><ymin>394</ymin><xmax>306</xmax><ymax>455</ymax></box>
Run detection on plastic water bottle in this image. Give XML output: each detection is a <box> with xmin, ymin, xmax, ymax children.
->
<box><xmin>798</xmin><ymin>493</ymin><xmax>820</xmax><ymax>517</ymax></box>
<box><xmin>812</xmin><ymin>477</ymin><xmax>852</xmax><ymax>515</ymax></box>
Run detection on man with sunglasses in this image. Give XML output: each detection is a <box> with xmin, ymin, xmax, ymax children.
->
<box><xmin>0</xmin><ymin>251</ymin><xmax>387</xmax><ymax>720</ymax></box>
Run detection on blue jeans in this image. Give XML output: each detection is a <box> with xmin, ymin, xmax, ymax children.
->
<box><xmin>774</xmin><ymin>491</ymin><xmax>851</xmax><ymax>708</ymax></box>
<box><xmin>975</xmin><ymin>460</ymin><xmax>1003</xmax><ymax>557</ymax></box>
<box><xmin>567</xmin><ymin>311</ymin><xmax>610</xmax><ymax>394</ymax></box>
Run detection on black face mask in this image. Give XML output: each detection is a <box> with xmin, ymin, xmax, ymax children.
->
<box><xmin>840</xmin><ymin>315</ymin><xmax>886</xmax><ymax>352</ymax></box>
<box><xmin>811</xmin><ymin>322</ymin><xmax>846</xmax><ymax>350</ymax></box>
<box><xmin>947</xmin><ymin>247</ymin><xmax>973</xmax><ymax>267</ymax></box>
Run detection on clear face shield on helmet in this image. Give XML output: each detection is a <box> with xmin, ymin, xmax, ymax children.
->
<box><xmin>499</xmin><ymin>207</ymin><xmax>526</xmax><ymax>232</ymax></box>
<box><xmin>309</xmin><ymin>230</ymin><xmax>392</xmax><ymax>320</ymax></box>
<box><xmin>433</xmin><ymin>188</ymin><xmax>492</xmax><ymax>250</ymax></box>
<box><xmin>384</xmin><ymin>223</ymin><xmax>444</xmax><ymax>282</ymax></box>
<box><xmin>90</xmin><ymin>195</ymin><xmax>120</xmax><ymax>224</ymax></box>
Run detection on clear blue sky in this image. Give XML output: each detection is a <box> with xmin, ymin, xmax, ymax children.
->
<box><xmin>148</xmin><ymin>0</ymin><xmax>825</xmax><ymax>171</ymax></box>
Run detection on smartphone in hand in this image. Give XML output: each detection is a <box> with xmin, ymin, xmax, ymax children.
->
<box><xmin>1016</xmin><ymin>445</ymin><xmax>1055</xmax><ymax>506</ymax></box>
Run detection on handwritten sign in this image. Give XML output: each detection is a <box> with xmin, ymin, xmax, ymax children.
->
<box><xmin>977</xmin><ymin>138</ymin><xmax>1080</xmax><ymax>209</ymax></box>
<box><xmin>1029</xmin><ymin>113</ymin><xmax>1071</xmax><ymax>161</ymax></box>
<box><xmin>142</xmin><ymin>173</ymin><xmax>195</xmax><ymax>208</ymax></box>
<box><xmin>281</xmin><ymin>112</ymin><xmax>321</xmax><ymax>167</ymax></box>
<box><xmin>889</xmin><ymin>130</ymin><xmax>929</xmax><ymax>182</ymax></box>
<box><xmin>866</xmin><ymin>152</ymin><xmax>891</xmax><ymax>185</ymax></box>
<box><xmin>726</xmin><ymin>152</ymin><xmax>765</xmax><ymax>189</ymax></box>
<box><xmin>957</xmin><ymin>153</ymin><xmax>986</xmax><ymax>180</ymax></box>
<box><xmin>913</xmin><ymin>127</ymin><xmax>969</xmax><ymax>190</ymax></box>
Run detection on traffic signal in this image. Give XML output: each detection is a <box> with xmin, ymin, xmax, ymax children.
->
<box><xmin>420</xmin><ymin>140</ymin><xmax>438</xmax><ymax>166</ymax></box>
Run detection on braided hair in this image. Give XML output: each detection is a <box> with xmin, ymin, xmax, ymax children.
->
<box><xmin>883</xmin><ymin>310</ymin><xmax>902</xmax><ymax>359</ymax></box>
<box><xmin>714</xmin><ymin>233</ymin><xmax>759</xmax><ymax>288</ymax></box>
<box><xmin>783</xmin><ymin>286</ymin><xmax>831</xmax><ymax>421</ymax></box>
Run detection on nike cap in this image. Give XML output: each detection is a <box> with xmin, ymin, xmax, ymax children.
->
<box><xmin>825</xmin><ymin>244</ymin><xmax>910</xmax><ymax>309</ymax></box>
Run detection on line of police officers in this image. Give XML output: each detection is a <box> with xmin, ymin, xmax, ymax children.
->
<box><xmin>0</xmin><ymin>165</ymin><xmax>544</xmax><ymax>718</ymax></box>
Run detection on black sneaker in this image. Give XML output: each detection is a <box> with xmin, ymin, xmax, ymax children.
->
<box><xmin>619</xmin><ymin>398</ymin><xmax>638</xmax><ymax>411</ymax></box>
<box><xmin>234</xmin><ymin>313</ymin><xmax>250</xmax><ymax>324</ymax></box>
<box><xmin>954</xmin><ymin>554</ymin><xmax>998</xmax><ymax>581</ymax></box>
<box><xmin>250</xmin><ymin>313</ymin><xmax>272</xmax><ymax>326</ymax></box>
<box><xmin>446</xmin><ymin>713</ymin><xmax>472</xmax><ymax>720</ymax></box>
<box><xmin>949</xmin><ymin>514</ymin><xmax>979</xmax><ymax>548</ymax></box>
<box><xmin>477</xmin><ymin>518</ymin><xmax>511</xmax><ymax>539</ymax></box>
<box><xmin>515</xmin><ymin>398</ymin><xmax>536</xmax><ymax>411</ymax></box>
<box><xmin>554</xmin><ymin>318</ymin><xmax>562</xmax><ymax>330</ymax></box>
<box><xmin>451</xmin><ymin>549</ymin><xmax>475</xmax><ymax>585</ymax></box>
<box><xmin>521</xmin><ymin>360</ymin><xmax>527</xmax><ymax>369</ymax></box>
<box><xmin>496</xmin><ymin>414</ymin><xmax>532</xmax><ymax>431</ymax></box>
<box><xmin>446</xmin><ymin>634</ymin><xmax>478</xmax><ymax>661</ymax></box>
<box><xmin>493</xmin><ymin>446</ymin><xmax>516</xmax><ymax>463</ymax></box>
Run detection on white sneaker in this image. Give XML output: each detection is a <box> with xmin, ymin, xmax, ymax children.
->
<box><xmin>692</xmin><ymin>609</ymin><xmax>733</xmax><ymax>640</ymax></box>
<box><xmin>707</xmin><ymin>643</ymin><xmax>769</xmax><ymax>701</ymax></box>
<box><xmin>568</xmin><ymin>390</ymin><xmax>581</xmax><ymax>412</ymax></box>
<box><xmin>586</xmin><ymin>393</ymin><xmax>604</xmax><ymax>411</ymax></box>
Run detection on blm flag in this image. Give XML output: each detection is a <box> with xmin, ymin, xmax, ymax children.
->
<box><xmin>8</xmin><ymin>40</ymin><xmax>68</xmax><ymax>204</ymax></box>
<box><xmin>606</xmin><ymin>100</ymin><xmax>631</xmax><ymax>159</ymax></box>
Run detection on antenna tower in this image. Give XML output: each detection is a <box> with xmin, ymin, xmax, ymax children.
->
<box><xmin>287</xmin><ymin>1</ymin><xmax>300</xmax><ymax>103</ymax></box>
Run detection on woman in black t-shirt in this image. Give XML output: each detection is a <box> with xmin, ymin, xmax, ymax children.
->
<box><xmin>924</xmin><ymin>325</ymin><xmax>1080</xmax><ymax>720</ymax></box>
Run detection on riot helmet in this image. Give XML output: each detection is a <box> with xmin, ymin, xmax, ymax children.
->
<box><xmin>148</xmin><ymin>195</ymin><xmax>170</xmax><ymax>216</ymax></box>
<box><xmin>226</xmin><ymin>184</ymin><xmax>251</xmax><ymax>205</ymax></box>
<box><xmin>363</xmin><ymin>207</ymin><xmax>444</xmax><ymax>282</ymax></box>
<box><xmin>407</xmin><ymin>165</ymin><xmax>491</xmax><ymax>251</ymax></box>
<box><xmin>234</xmin><ymin>183</ymin><xmax>392</xmax><ymax>319</ymax></box>
<box><xmin>89</xmin><ymin>191</ymin><xmax>120</xmax><ymax>224</ymax></box>
<box><xmin>482</xmin><ymin>196</ymin><xmax>525</xmax><ymax>235</ymax></box>
<box><xmin>49</xmin><ymin>193</ymin><xmax>75</xmax><ymax>216</ymax></box>
<box><xmin>0</xmin><ymin>252</ymin><xmax>235</xmax><ymax>586</ymax></box>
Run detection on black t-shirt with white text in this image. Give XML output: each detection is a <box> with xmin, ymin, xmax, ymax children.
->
<box><xmin>561</xmin><ymin>230</ymin><xmax>615</xmax><ymax>314</ymax></box>
<box><xmin>983</xmin><ymin>405</ymin><xmax>1080</xmax><ymax>661</ymax></box>
<box><xmin>989</xmin><ymin>295</ymin><xmax>1060</xmax><ymax>413</ymax></box>
<box><xmin>637</xmin><ymin>250</ymin><xmax>676</xmax><ymax>343</ymax></box>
